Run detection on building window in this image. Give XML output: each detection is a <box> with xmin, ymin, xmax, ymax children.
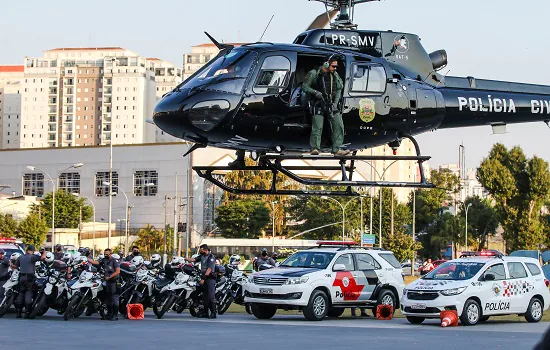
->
<box><xmin>23</xmin><ymin>173</ymin><xmax>44</xmax><ymax>196</ymax></box>
<box><xmin>95</xmin><ymin>171</ymin><xmax>118</xmax><ymax>197</ymax></box>
<box><xmin>59</xmin><ymin>172</ymin><xmax>80</xmax><ymax>194</ymax></box>
<box><xmin>133</xmin><ymin>170</ymin><xmax>158</xmax><ymax>196</ymax></box>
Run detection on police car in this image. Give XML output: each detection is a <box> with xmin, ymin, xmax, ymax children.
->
<box><xmin>401</xmin><ymin>251</ymin><xmax>550</xmax><ymax>325</ymax></box>
<box><xmin>0</xmin><ymin>238</ymin><xmax>25</xmax><ymax>257</ymax></box>
<box><xmin>244</xmin><ymin>241</ymin><xmax>405</xmax><ymax>321</ymax></box>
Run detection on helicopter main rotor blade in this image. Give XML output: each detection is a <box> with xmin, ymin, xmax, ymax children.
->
<box><xmin>306</xmin><ymin>9</ymin><xmax>338</xmax><ymax>31</ymax></box>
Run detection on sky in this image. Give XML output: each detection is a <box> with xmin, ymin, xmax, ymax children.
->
<box><xmin>2</xmin><ymin>0</ymin><xmax>550</xmax><ymax>170</ymax></box>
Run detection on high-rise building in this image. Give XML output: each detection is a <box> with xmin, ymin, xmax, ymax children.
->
<box><xmin>20</xmin><ymin>47</ymin><xmax>163</xmax><ymax>148</ymax></box>
<box><xmin>0</xmin><ymin>65</ymin><xmax>24</xmax><ymax>148</ymax></box>
<box><xmin>149</xmin><ymin>58</ymin><xmax>183</xmax><ymax>143</ymax></box>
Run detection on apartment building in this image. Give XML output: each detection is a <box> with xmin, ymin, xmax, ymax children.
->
<box><xmin>439</xmin><ymin>163</ymin><xmax>487</xmax><ymax>202</ymax></box>
<box><xmin>149</xmin><ymin>58</ymin><xmax>183</xmax><ymax>143</ymax></box>
<box><xmin>0</xmin><ymin>66</ymin><xmax>24</xmax><ymax>149</ymax></box>
<box><xmin>21</xmin><ymin>47</ymin><xmax>161</xmax><ymax>148</ymax></box>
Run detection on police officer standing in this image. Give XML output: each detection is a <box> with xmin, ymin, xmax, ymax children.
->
<box><xmin>302</xmin><ymin>55</ymin><xmax>347</xmax><ymax>156</ymax></box>
<box><xmin>15</xmin><ymin>245</ymin><xmax>45</xmax><ymax>318</ymax></box>
<box><xmin>53</xmin><ymin>244</ymin><xmax>64</xmax><ymax>261</ymax></box>
<box><xmin>88</xmin><ymin>248</ymin><xmax>120</xmax><ymax>320</ymax></box>
<box><xmin>0</xmin><ymin>249</ymin><xmax>10</xmax><ymax>302</ymax></box>
<box><xmin>255</xmin><ymin>248</ymin><xmax>276</xmax><ymax>270</ymax></box>
<box><xmin>185</xmin><ymin>244</ymin><xmax>216</xmax><ymax>318</ymax></box>
<box><xmin>124</xmin><ymin>246</ymin><xmax>140</xmax><ymax>262</ymax></box>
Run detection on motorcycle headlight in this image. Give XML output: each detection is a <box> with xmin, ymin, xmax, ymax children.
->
<box><xmin>440</xmin><ymin>286</ymin><xmax>467</xmax><ymax>296</ymax></box>
<box><xmin>284</xmin><ymin>276</ymin><xmax>309</xmax><ymax>285</ymax></box>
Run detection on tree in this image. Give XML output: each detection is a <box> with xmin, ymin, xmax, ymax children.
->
<box><xmin>458</xmin><ymin>196</ymin><xmax>499</xmax><ymax>250</ymax></box>
<box><xmin>215</xmin><ymin>199</ymin><xmax>270</xmax><ymax>238</ymax></box>
<box><xmin>222</xmin><ymin>157</ymin><xmax>300</xmax><ymax>236</ymax></box>
<box><xmin>384</xmin><ymin>232</ymin><xmax>422</xmax><ymax>263</ymax></box>
<box><xmin>31</xmin><ymin>190</ymin><xmax>93</xmax><ymax>229</ymax></box>
<box><xmin>477</xmin><ymin>144</ymin><xmax>550</xmax><ymax>251</ymax></box>
<box><xmin>0</xmin><ymin>213</ymin><xmax>19</xmax><ymax>237</ymax></box>
<box><xmin>133</xmin><ymin>224</ymin><xmax>166</xmax><ymax>253</ymax></box>
<box><xmin>420</xmin><ymin>212</ymin><xmax>461</xmax><ymax>259</ymax></box>
<box><xmin>17</xmin><ymin>212</ymin><xmax>48</xmax><ymax>246</ymax></box>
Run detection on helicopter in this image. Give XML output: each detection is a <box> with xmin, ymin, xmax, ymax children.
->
<box><xmin>152</xmin><ymin>0</ymin><xmax>550</xmax><ymax>197</ymax></box>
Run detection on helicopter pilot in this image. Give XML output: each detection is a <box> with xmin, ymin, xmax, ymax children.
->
<box><xmin>302</xmin><ymin>55</ymin><xmax>348</xmax><ymax>156</ymax></box>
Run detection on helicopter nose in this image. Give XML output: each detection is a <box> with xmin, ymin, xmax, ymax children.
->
<box><xmin>152</xmin><ymin>90</ymin><xmax>189</xmax><ymax>139</ymax></box>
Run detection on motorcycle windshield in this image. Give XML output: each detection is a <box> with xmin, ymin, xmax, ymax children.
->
<box><xmin>177</xmin><ymin>49</ymin><xmax>257</xmax><ymax>95</ymax></box>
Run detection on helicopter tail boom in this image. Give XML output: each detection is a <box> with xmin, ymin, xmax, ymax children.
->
<box><xmin>438</xmin><ymin>76</ymin><xmax>550</xmax><ymax>129</ymax></box>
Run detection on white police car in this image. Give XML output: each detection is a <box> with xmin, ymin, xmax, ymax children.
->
<box><xmin>244</xmin><ymin>241</ymin><xmax>405</xmax><ymax>321</ymax></box>
<box><xmin>401</xmin><ymin>252</ymin><xmax>550</xmax><ymax>325</ymax></box>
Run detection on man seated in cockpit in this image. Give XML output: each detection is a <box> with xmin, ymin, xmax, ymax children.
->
<box><xmin>302</xmin><ymin>56</ymin><xmax>348</xmax><ymax>156</ymax></box>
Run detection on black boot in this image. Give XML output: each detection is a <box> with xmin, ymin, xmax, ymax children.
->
<box><xmin>228</xmin><ymin>150</ymin><xmax>245</xmax><ymax>169</ymax></box>
<box><xmin>208</xmin><ymin>303</ymin><xmax>217</xmax><ymax>319</ymax></box>
<box><xmin>110</xmin><ymin>305</ymin><xmax>118</xmax><ymax>321</ymax></box>
<box><xmin>16</xmin><ymin>309</ymin><xmax>22</xmax><ymax>318</ymax></box>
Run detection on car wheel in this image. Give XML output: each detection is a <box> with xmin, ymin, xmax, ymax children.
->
<box><xmin>303</xmin><ymin>290</ymin><xmax>329</xmax><ymax>321</ymax></box>
<box><xmin>250</xmin><ymin>304</ymin><xmax>277</xmax><ymax>320</ymax></box>
<box><xmin>479</xmin><ymin>316</ymin><xmax>490</xmax><ymax>323</ymax></box>
<box><xmin>406</xmin><ymin>316</ymin><xmax>425</xmax><ymax>324</ymax></box>
<box><xmin>525</xmin><ymin>297</ymin><xmax>543</xmax><ymax>323</ymax></box>
<box><xmin>460</xmin><ymin>299</ymin><xmax>481</xmax><ymax>326</ymax></box>
<box><xmin>327</xmin><ymin>307</ymin><xmax>345</xmax><ymax>318</ymax></box>
<box><xmin>376</xmin><ymin>289</ymin><xmax>396</xmax><ymax>314</ymax></box>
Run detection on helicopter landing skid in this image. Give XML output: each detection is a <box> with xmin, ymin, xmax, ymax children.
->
<box><xmin>194</xmin><ymin>152</ymin><xmax>434</xmax><ymax>197</ymax></box>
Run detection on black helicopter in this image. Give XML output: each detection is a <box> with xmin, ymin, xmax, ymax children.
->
<box><xmin>153</xmin><ymin>0</ymin><xmax>550</xmax><ymax>196</ymax></box>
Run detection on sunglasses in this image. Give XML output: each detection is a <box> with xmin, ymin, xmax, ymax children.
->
<box><xmin>330</xmin><ymin>65</ymin><xmax>338</xmax><ymax>68</ymax></box>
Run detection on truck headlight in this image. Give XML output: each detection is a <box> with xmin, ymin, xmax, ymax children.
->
<box><xmin>284</xmin><ymin>276</ymin><xmax>309</xmax><ymax>285</ymax></box>
<box><xmin>440</xmin><ymin>286</ymin><xmax>467</xmax><ymax>296</ymax></box>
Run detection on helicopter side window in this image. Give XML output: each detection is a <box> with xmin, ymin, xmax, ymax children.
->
<box><xmin>350</xmin><ymin>63</ymin><xmax>387</xmax><ymax>95</ymax></box>
<box><xmin>253</xmin><ymin>56</ymin><xmax>291</xmax><ymax>94</ymax></box>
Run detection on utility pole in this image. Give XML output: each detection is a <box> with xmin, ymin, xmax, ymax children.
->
<box><xmin>390</xmin><ymin>188</ymin><xmax>394</xmax><ymax>236</ymax></box>
<box><xmin>78</xmin><ymin>205</ymin><xmax>82</xmax><ymax>248</ymax></box>
<box><xmin>126</xmin><ymin>205</ymin><xmax>132</xmax><ymax>251</ymax></box>
<box><xmin>164</xmin><ymin>194</ymin><xmax>169</xmax><ymax>265</ymax></box>
<box><xmin>173</xmin><ymin>173</ymin><xmax>178</xmax><ymax>257</ymax></box>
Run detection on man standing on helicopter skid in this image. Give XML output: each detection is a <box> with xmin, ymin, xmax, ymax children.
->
<box><xmin>302</xmin><ymin>55</ymin><xmax>349</xmax><ymax>156</ymax></box>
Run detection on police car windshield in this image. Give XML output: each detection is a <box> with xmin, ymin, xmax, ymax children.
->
<box><xmin>279</xmin><ymin>252</ymin><xmax>336</xmax><ymax>269</ymax></box>
<box><xmin>182</xmin><ymin>49</ymin><xmax>257</xmax><ymax>94</ymax></box>
<box><xmin>423</xmin><ymin>261</ymin><xmax>485</xmax><ymax>280</ymax></box>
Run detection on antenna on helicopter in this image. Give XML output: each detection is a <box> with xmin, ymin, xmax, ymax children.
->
<box><xmin>259</xmin><ymin>14</ymin><xmax>275</xmax><ymax>42</ymax></box>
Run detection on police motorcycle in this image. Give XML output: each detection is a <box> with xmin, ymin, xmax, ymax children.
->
<box><xmin>153</xmin><ymin>256</ymin><xmax>200</xmax><ymax>319</ymax></box>
<box><xmin>29</xmin><ymin>254</ymin><xmax>70</xmax><ymax>319</ymax></box>
<box><xmin>224</xmin><ymin>255</ymin><xmax>252</xmax><ymax>315</ymax></box>
<box><xmin>63</xmin><ymin>265</ymin><xmax>108</xmax><ymax>321</ymax></box>
<box><xmin>187</xmin><ymin>259</ymin><xmax>233</xmax><ymax>317</ymax></box>
<box><xmin>0</xmin><ymin>253</ymin><xmax>21</xmax><ymax>318</ymax></box>
<box><xmin>118</xmin><ymin>254</ymin><xmax>163</xmax><ymax>317</ymax></box>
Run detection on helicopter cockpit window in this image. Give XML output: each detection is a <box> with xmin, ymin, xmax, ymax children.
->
<box><xmin>183</xmin><ymin>50</ymin><xmax>257</xmax><ymax>95</ymax></box>
<box><xmin>350</xmin><ymin>64</ymin><xmax>387</xmax><ymax>95</ymax></box>
<box><xmin>253</xmin><ymin>56</ymin><xmax>291</xmax><ymax>94</ymax></box>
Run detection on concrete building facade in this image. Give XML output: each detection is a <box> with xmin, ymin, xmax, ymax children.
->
<box><xmin>0</xmin><ymin>66</ymin><xmax>24</xmax><ymax>149</ymax></box>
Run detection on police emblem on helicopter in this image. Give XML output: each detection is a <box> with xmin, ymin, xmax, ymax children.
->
<box><xmin>359</xmin><ymin>98</ymin><xmax>376</xmax><ymax>123</ymax></box>
<box><xmin>394</xmin><ymin>35</ymin><xmax>409</xmax><ymax>54</ymax></box>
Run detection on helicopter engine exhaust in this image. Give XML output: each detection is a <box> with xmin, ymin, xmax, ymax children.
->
<box><xmin>429</xmin><ymin>50</ymin><xmax>447</xmax><ymax>71</ymax></box>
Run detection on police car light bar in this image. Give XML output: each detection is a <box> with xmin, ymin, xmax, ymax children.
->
<box><xmin>316</xmin><ymin>241</ymin><xmax>358</xmax><ymax>246</ymax></box>
<box><xmin>0</xmin><ymin>238</ymin><xmax>16</xmax><ymax>244</ymax></box>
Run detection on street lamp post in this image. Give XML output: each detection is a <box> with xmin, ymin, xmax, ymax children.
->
<box><xmin>271</xmin><ymin>201</ymin><xmax>277</xmax><ymax>252</ymax></box>
<box><xmin>103</xmin><ymin>182</ymin><xmax>128</xmax><ymax>254</ymax></box>
<box><xmin>27</xmin><ymin>163</ymin><xmax>83</xmax><ymax>249</ymax></box>
<box><xmin>320</xmin><ymin>196</ymin><xmax>363</xmax><ymax>242</ymax></box>
<box><xmin>465</xmin><ymin>203</ymin><xmax>472</xmax><ymax>251</ymax></box>
<box><xmin>71</xmin><ymin>193</ymin><xmax>96</xmax><ymax>253</ymax></box>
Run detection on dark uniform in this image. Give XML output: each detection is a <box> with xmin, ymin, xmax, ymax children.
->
<box><xmin>15</xmin><ymin>253</ymin><xmax>42</xmax><ymax>316</ymax></box>
<box><xmin>0</xmin><ymin>255</ymin><xmax>10</xmax><ymax>301</ymax></box>
<box><xmin>124</xmin><ymin>253</ymin><xmax>139</xmax><ymax>262</ymax></box>
<box><xmin>255</xmin><ymin>256</ymin><xmax>276</xmax><ymax>270</ymax></box>
<box><xmin>302</xmin><ymin>66</ymin><xmax>344</xmax><ymax>153</ymax></box>
<box><xmin>194</xmin><ymin>252</ymin><xmax>216</xmax><ymax>317</ymax></box>
<box><xmin>101</xmin><ymin>256</ymin><xmax>120</xmax><ymax>318</ymax></box>
<box><xmin>54</xmin><ymin>252</ymin><xmax>64</xmax><ymax>261</ymax></box>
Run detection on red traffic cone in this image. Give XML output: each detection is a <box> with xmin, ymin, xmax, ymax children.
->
<box><xmin>376</xmin><ymin>304</ymin><xmax>394</xmax><ymax>320</ymax></box>
<box><xmin>127</xmin><ymin>304</ymin><xmax>144</xmax><ymax>320</ymax></box>
<box><xmin>440</xmin><ymin>310</ymin><xmax>458</xmax><ymax>327</ymax></box>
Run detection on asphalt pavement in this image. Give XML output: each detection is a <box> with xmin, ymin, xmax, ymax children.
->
<box><xmin>0</xmin><ymin>310</ymin><xmax>547</xmax><ymax>350</ymax></box>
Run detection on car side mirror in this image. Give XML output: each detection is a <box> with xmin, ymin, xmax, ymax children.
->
<box><xmin>333</xmin><ymin>264</ymin><xmax>346</xmax><ymax>272</ymax></box>
<box><xmin>483</xmin><ymin>273</ymin><xmax>495</xmax><ymax>281</ymax></box>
